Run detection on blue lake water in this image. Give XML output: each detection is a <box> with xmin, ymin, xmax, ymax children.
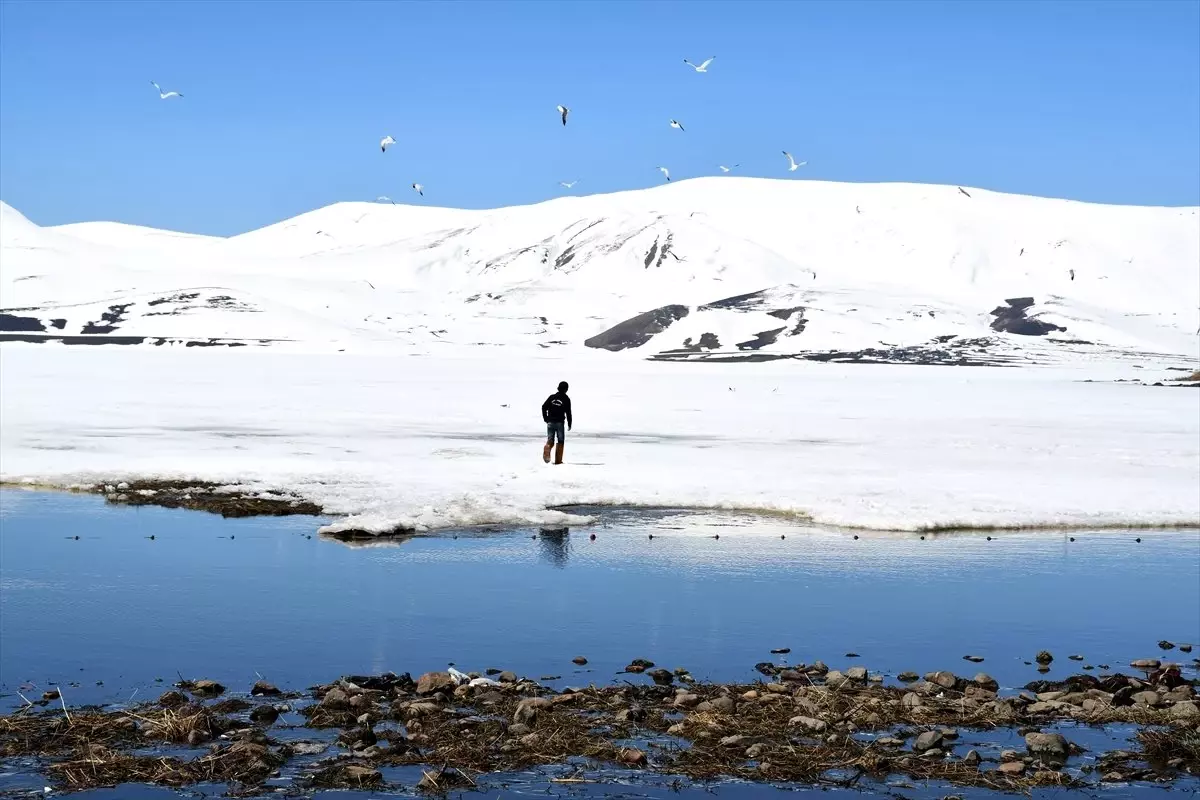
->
<box><xmin>1</xmin><ymin>489</ymin><xmax>1199</xmax><ymax>799</ymax></box>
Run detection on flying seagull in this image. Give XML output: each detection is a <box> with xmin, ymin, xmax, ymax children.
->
<box><xmin>657</xmin><ymin>166</ymin><xmax>671</xmax><ymax>182</ymax></box>
<box><xmin>380</xmin><ymin>136</ymin><xmax>396</xmax><ymax>153</ymax></box>
<box><xmin>782</xmin><ymin>151</ymin><xmax>806</xmax><ymax>171</ymax></box>
<box><xmin>683</xmin><ymin>56</ymin><xmax>715</xmax><ymax>73</ymax></box>
<box><xmin>376</xmin><ymin>196</ymin><xmax>395</xmax><ymax>204</ymax></box>
<box><xmin>958</xmin><ymin>187</ymin><xmax>972</xmax><ymax>198</ymax></box>
<box><xmin>718</xmin><ymin>164</ymin><xmax>739</xmax><ymax>173</ymax></box>
<box><xmin>411</xmin><ymin>183</ymin><xmax>424</xmax><ymax>196</ymax></box>
<box><xmin>559</xmin><ymin>180</ymin><xmax>579</xmax><ymax>189</ymax></box>
<box><xmin>556</xmin><ymin>105</ymin><xmax>569</xmax><ymax>126</ymax></box>
<box><xmin>669</xmin><ymin>119</ymin><xmax>685</xmax><ymax>132</ymax></box>
<box><xmin>150</xmin><ymin>81</ymin><xmax>183</xmax><ymax>100</ymax></box>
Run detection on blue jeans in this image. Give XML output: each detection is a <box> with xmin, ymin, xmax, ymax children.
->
<box><xmin>546</xmin><ymin>422</ymin><xmax>566</xmax><ymax>445</ymax></box>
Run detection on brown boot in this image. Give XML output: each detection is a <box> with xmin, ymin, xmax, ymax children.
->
<box><xmin>554</xmin><ymin>443</ymin><xmax>564</xmax><ymax>465</ymax></box>
<box><xmin>542</xmin><ymin>442</ymin><xmax>552</xmax><ymax>463</ymax></box>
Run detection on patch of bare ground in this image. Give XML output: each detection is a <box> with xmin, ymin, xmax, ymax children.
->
<box><xmin>85</xmin><ymin>479</ymin><xmax>321</xmax><ymax>517</ymax></box>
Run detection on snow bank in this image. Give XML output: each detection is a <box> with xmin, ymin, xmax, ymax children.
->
<box><xmin>2</xmin><ymin>347</ymin><xmax>1196</xmax><ymax>533</ymax></box>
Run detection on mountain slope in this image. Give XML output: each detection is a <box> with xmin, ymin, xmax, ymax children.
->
<box><xmin>2</xmin><ymin>179</ymin><xmax>1197</xmax><ymax>364</ymax></box>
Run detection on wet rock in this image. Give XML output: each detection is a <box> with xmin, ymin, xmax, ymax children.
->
<box><xmin>1000</xmin><ymin>749</ymin><xmax>1021</xmax><ymax>762</ymax></box>
<box><xmin>701</xmin><ymin>695</ymin><xmax>736</xmax><ymax>714</ymax></box>
<box><xmin>779</xmin><ymin>669</ymin><xmax>805</xmax><ymax>682</ymax></box>
<box><xmin>1131</xmin><ymin>690</ymin><xmax>1161</xmax><ymax>706</ymax></box>
<box><xmin>186</xmin><ymin>729</ymin><xmax>209</xmax><ymax>746</ymax></box>
<box><xmin>746</xmin><ymin>742</ymin><xmax>767</xmax><ymax>759</ymax></box>
<box><xmin>897</xmin><ymin>671</ymin><xmax>919</xmax><ymax>683</ymax></box>
<box><xmin>320</xmin><ymin>688</ymin><xmax>350</xmax><ymax>709</ymax></box>
<box><xmin>648</xmin><ymin>668</ymin><xmax>674</xmax><ymax>686</ymax></box>
<box><xmin>619</xmin><ymin>747</ymin><xmax>647</xmax><ymax>766</ymax></box>
<box><xmin>770</xmin><ymin>648</ymin><xmax>791</xmax><ymax>655</ymax></box>
<box><xmin>790</xmin><ymin>715</ymin><xmax>828</xmax><ymax>733</ymax></box>
<box><xmin>926</xmin><ymin>671</ymin><xmax>957</xmax><ymax>689</ymax></box>
<box><xmin>963</xmin><ymin>655</ymin><xmax>984</xmax><ymax>663</ymax></box>
<box><xmin>974</xmin><ymin>673</ymin><xmax>999</xmax><ymax>691</ymax></box>
<box><xmin>249</xmin><ymin>705</ymin><xmax>279</xmax><ymax>724</ymax></box>
<box><xmin>825</xmin><ymin>670</ymin><xmax>850</xmax><ymax>688</ymax></box>
<box><xmin>963</xmin><ymin>749</ymin><xmax>982</xmax><ymax>766</ymax></box>
<box><xmin>250</xmin><ymin>680</ymin><xmax>281</xmax><ymax>696</ymax></box>
<box><xmin>1130</xmin><ymin>659</ymin><xmax>1161</xmax><ymax>670</ymax></box>
<box><xmin>719</xmin><ymin>734</ymin><xmax>749</xmax><ymax>747</ymax></box>
<box><xmin>1035</xmin><ymin>651</ymin><xmax>1054</xmax><ymax>665</ymax></box>
<box><xmin>1068</xmin><ymin>655</ymin><xmax>1085</xmax><ymax>661</ymax></box>
<box><xmin>940</xmin><ymin>728</ymin><xmax>959</xmax><ymax>740</ymax></box>
<box><xmin>513</xmin><ymin>697</ymin><xmax>552</xmax><ymax>725</ymax></box>
<box><xmin>158</xmin><ymin>690</ymin><xmax>189</xmax><ymax>709</ymax></box>
<box><xmin>846</xmin><ymin>666</ymin><xmax>868</xmax><ymax>682</ymax></box>
<box><xmin>754</xmin><ymin>662</ymin><xmax>778</xmax><ymax>676</ymax></box>
<box><xmin>348</xmin><ymin>694</ymin><xmax>373</xmax><ymax>712</ymax></box>
<box><xmin>1180</xmin><ymin>644</ymin><xmax>1193</xmax><ymax>653</ymax></box>
<box><xmin>913</xmin><ymin>730</ymin><xmax>944</xmax><ymax>752</ymax></box>
<box><xmin>394</xmin><ymin>700</ymin><xmax>440</xmax><ymax>720</ymax></box>
<box><xmin>808</xmin><ymin>660</ymin><xmax>829</xmax><ymax>675</ymax></box>
<box><xmin>673</xmin><ymin>693</ymin><xmax>701</xmax><ymax>709</ymax></box>
<box><xmin>189</xmin><ymin>679</ymin><xmax>225</xmax><ymax>698</ymax></box>
<box><xmin>416</xmin><ymin>671</ymin><xmax>455</xmax><ymax>695</ymax></box>
<box><xmin>1169</xmin><ymin>701</ymin><xmax>1200</xmax><ymax>718</ymax></box>
<box><xmin>877</xmin><ymin>736</ymin><xmax>905</xmax><ymax>747</ymax></box>
<box><xmin>997</xmin><ymin>761</ymin><xmax>1026</xmax><ymax>776</ymax></box>
<box><xmin>498</xmin><ymin>670</ymin><xmax>518</xmax><ymax>683</ymax></box>
<box><xmin>572</xmin><ymin>656</ymin><xmax>588</xmax><ymax>665</ymax></box>
<box><xmin>1158</xmin><ymin>640</ymin><xmax>1176</xmax><ymax>650</ymax></box>
<box><xmin>416</xmin><ymin>766</ymin><xmax>470</xmax><ymax>791</ymax></box>
<box><xmin>615</xmin><ymin>706</ymin><xmax>646</xmax><ymax>723</ymax></box>
<box><xmin>1025</xmin><ymin>732</ymin><xmax>1070</xmax><ymax>759</ymax></box>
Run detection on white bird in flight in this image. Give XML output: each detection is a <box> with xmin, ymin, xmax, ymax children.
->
<box><xmin>376</xmin><ymin>196</ymin><xmax>394</xmax><ymax>204</ymax></box>
<box><xmin>657</xmin><ymin>166</ymin><xmax>671</xmax><ymax>182</ymax></box>
<box><xmin>380</xmin><ymin>136</ymin><xmax>396</xmax><ymax>153</ymax></box>
<box><xmin>718</xmin><ymin>164</ymin><xmax>739</xmax><ymax>173</ymax></box>
<box><xmin>669</xmin><ymin>119</ymin><xmax>686</xmax><ymax>132</ymax></box>
<box><xmin>782</xmin><ymin>151</ymin><xmax>807</xmax><ymax>171</ymax></box>
<box><xmin>683</xmin><ymin>57</ymin><xmax>715</xmax><ymax>73</ymax></box>
<box><xmin>149</xmin><ymin>81</ymin><xmax>183</xmax><ymax>100</ymax></box>
<box><xmin>559</xmin><ymin>180</ymin><xmax>579</xmax><ymax>189</ymax></box>
<box><xmin>411</xmin><ymin>183</ymin><xmax>424</xmax><ymax>196</ymax></box>
<box><xmin>556</xmin><ymin>105</ymin><xmax>569</xmax><ymax>126</ymax></box>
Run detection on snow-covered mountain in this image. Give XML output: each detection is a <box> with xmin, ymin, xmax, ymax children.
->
<box><xmin>2</xmin><ymin>179</ymin><xmax>1197</xmax><ymax>366</ymax></box>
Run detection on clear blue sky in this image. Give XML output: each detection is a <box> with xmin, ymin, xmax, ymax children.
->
<box><xmin>1</xmin><ymin>0</ymin><xmax>1197</xmax><ymax>236</ymax></box>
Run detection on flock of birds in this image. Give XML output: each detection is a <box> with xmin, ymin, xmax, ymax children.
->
<box><xmin>149</xmin><ymin>58</ymin><xmax>813</xmax><ymax>204</ymax></box>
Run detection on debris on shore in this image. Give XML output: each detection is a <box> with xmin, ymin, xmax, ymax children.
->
<box><xmin>1</xmin><ymin>660</ymin><xmax>1196</xmax><ymax>794</ymax></box>
<box><xmin>83</xmin><ymin>479</ymin><xmax>322</xmax><ymax>518</ymax></box>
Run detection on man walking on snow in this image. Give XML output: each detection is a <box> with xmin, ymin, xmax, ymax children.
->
<box><xmin>542</xmin><ymin>381</ymin><xmax>573</xmax><ymax>464</ymax></box>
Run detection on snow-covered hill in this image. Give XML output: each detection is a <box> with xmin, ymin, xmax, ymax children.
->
<box><xmin>2</xmin><ymin>178</ymin><xmax>1198</xmax><ymax>365</ymax></box>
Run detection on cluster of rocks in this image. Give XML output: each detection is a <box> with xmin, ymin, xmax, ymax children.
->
<box><xmin>4</xmin><ymin>656</ymin><xmax>1197</xmax><ymax>794</ymax></box>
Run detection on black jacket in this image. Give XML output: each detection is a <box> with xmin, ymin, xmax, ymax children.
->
<box><xmin>542</xmin><ymin>392</ymin><xmax>572</xmax><ymax>426</ymax></box>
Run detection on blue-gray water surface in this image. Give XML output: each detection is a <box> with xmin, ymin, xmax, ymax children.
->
<box><xmin>1</xmin><ymin>489</ymin><xmax>1199</xmax><ymax>799</ymax></box>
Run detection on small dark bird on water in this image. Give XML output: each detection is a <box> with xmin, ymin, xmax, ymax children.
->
<box><xmin>648</xmin><ymin>534</ymin><xmax>654</xmax><ymax>540</ymax></box>
<box><xmin>589</xmin><ymin>533</ymin><xmax>596</xmax><ymax>540</ymax></box>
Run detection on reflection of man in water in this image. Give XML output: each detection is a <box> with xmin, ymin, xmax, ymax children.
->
<box><xmin>541</xmin><ymin>381</ymin><xmax>573</xmax><ymax>465</ymax></box>
<box><xmin>538</xmin><ymin>528</ymin><xmax>570</xmax><ymax>568</ymax></box>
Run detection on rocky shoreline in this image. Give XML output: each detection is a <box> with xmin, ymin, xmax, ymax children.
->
<box><xmin>2</xmin><ymin>656</ymin><xmax>1197</xmax><ymax>796</ymax></box>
